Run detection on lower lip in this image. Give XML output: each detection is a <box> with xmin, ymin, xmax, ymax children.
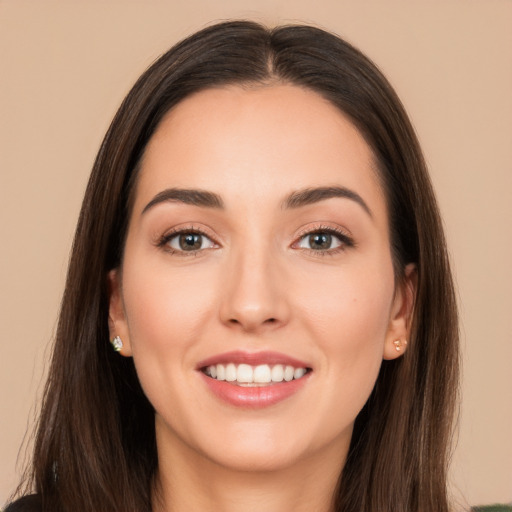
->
<box><xmin>199</xmin><ymin>372</ymin><xmax>311</xmax><ymax>408</ymax></box>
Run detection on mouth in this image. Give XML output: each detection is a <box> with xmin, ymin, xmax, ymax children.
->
<box><xmin>196</xmin><ymin>351</ymin><xmax>312</xmax><ymax>407</ymax></box>
<box><xmin>201</xmin><ymin>363</ymin><xmax>310</xmax><ymax>386</ymax></box>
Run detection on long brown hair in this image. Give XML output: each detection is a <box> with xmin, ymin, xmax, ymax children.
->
<box><xmin>13</xmin><ymin>20</ymin><xmax>459</xmax><ymax>512</ymax></box>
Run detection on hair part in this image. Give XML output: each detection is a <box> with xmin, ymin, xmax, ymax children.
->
<box><xmin>13</xmin><ymin>20</ymin><xmax>458</xmax><ymax>512</ymax></box>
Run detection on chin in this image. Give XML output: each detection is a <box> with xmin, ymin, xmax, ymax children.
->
<box><xmin>186</xmin><ymin>416</ymin><xmax>352</xmax><ymax>475</ymax></box>
<box><xmin>202</xmin><ymin>441</ymin><xmax>311</xmax><ymax>473</ymax></box>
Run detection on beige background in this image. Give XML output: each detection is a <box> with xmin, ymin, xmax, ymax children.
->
<box><xmin>1</xmin><ymin>0</ymin><xmax>511</xmax><ymax>508</ymax></box>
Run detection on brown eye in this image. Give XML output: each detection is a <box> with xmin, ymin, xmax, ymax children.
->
<box><xmin>297</xmin><ymin>231</ymin><xmax>343</xmax><ymax>251</ymax></box>
<box><xmin>167</xmin><ymin>232</ymin><xmax>216</xmax><ymax>252</ymax></box>
<box><xmin>179</xmin><ymin>233</ymin><xmax>202</xmax><ymax>251</ymax></box>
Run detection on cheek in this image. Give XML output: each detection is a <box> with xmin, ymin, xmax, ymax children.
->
<box><xmin>121</xmin><ymin>253</ymin><xmax>219</xmax><ymax>371</ymax></box>
<box><xmin>120</xmin><ymin>255</ymin><xmax>223</xmax><ymax>423</ymax></box>
<box><xmin>293</xmin><ymin>259</ymin><xmax>394</xmax><ymax>395</ymax></box>
<box><xmin>296</xmin><ymin>259</ymin><xmax>394</xmax><ymax>342</ymax></box>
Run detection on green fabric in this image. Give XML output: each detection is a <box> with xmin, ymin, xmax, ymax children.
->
<box><xmin>471</xmin><ymin>506</ymin><xmax>512</xmax><ymax>512</ymax></box>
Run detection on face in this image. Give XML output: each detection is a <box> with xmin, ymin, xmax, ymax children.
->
<box><xmin>109</xmin><ymin>85</ymin><xmax>414</xmax><ymax>476</ymax></box>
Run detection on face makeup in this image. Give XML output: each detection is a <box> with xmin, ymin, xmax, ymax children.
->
<box><xmin>109</xmin><ymin>84</ymin><xmax>409</xmax><ymax>476</ymax></box>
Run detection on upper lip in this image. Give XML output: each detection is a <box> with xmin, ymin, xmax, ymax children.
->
<box><xmin>196</xmin><ymin>350</ymin><xmax>311</xmax><ymax>370</ymax></box>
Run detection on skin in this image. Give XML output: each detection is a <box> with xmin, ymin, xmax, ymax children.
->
<box><xmin>109</xmin><ymin>84</ymin><xmax>415</xmax><ymax>512</ymax></box>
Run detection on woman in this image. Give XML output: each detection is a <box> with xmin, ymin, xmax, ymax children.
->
<box><xmin>7</xmin><ymin>20</ymin><xmax>459</xmax><ymax>512</ymax></box>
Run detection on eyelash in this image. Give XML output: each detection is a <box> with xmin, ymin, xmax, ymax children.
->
<box><xmin>156</xmin><ymin>225</ymin><xmax>218</xmax><ymax>257</ymax></box>
<box><xmin>293</xmin><ymin>225</ymin><xmax>355</xmax><ymax>256</ymax></box>
<box><xmin>156</xmin><ymin>224</ymin><xmax>355</xmax><ymax>257</ymax></box>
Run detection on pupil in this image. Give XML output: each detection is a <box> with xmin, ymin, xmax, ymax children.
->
<box><xmin>179</xmin><ymin>233</ymin><xmax>201</xmax><ymax>250</ymax></box>
<box><xmin>311</xmin><ymin>233</ymin><xmax>331</xmax><ymax>249</ymax></box>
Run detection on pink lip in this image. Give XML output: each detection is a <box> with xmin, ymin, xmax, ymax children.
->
<box><xmin>196</xmin><ymin>351</ymin><xmax>312</xmax><ymax>409</ymax></box>
<box><xmin>199</xmin><ymin>372</ymin><xmax>311</xmax><ymax>408</ymax></box>
<box><xmin>196</xmin><ymin>350</ymin><xmax>310</xmax><ymax>369</ymax></box>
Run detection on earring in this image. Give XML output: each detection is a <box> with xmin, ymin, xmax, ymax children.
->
<box><xmin>111</xmin><ymin>335</ymin><xmax>123</xmax><ymax>352</ymax></box>
<box><xmin>393</xmin><ymin>339</ymin><xmax>408</xmax><ymax>352</ymax></box>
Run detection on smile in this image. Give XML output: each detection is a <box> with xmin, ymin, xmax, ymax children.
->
<box><xmin>202</xmin><ymin>363</ymin><xmax>309</xmax><ymax>386</ymax></box>
<box><xmin>197</xmin><ymin>351</ymin><xmax>313</xmax><ymax>407</ymax></box>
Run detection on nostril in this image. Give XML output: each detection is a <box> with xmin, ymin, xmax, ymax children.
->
<box><xmin>227</xmin><ymin>317</ymin><xmax>277</xmax><ymax>328</ymax></box>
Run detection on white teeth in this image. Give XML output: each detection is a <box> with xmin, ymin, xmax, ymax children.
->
<box><xmin>237</xmin><ymin>364</ymin><xmax>253</xmax><ymax>383</ymax></box>
<box><xmin>253</xmin><ymin>364</ymin><xmax>271</xmax><ymax>383</ymax></box>
<box><xmin>216</xmin><ymin>364</ymin><xmax>225</xmax><ymax>381</ymax></box>
<box><xmin>284</xmin><ymin>365</ymin><xmax>294</xmax><ymax>382</ymax></box>
<box><xmin>271</xmin><ymin>364</ymin><xmax>284</xmax><ymax>382</ymax></box>
<box><xmin>204</xmin><ymin>363</ymin><xmax>308</xmax><ymax>385</ymax></box>
<box><xmin>294</xmin><ymin>367</ymin><xmax>306</xmax><ymax>379</ymax></box>
<box><xmin>225</xmin><ymin>363</ymin><xmax>237</xmax><ymax>382</ymax></box>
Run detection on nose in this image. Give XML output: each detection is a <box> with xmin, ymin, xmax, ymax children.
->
<box><xmin>219</xmin><ymin>244</ymin><xmax>290</xmax><ymax>333</ymax></box>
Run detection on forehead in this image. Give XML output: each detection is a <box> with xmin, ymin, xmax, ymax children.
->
<box><xmin>134</xmin><ymin>84</ymin><xmax>386</xmax><ymax>219</ymax></box>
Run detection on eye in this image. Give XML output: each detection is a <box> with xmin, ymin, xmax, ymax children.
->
<box><xmin>294</xmin><ymin>227</ymin><xmax>354</xmax><ymax>253</ymax></box>
<box><xmin>162</xmin><ymin>230</ymin><xmax>217</xmax><ymax>253</ymax></box>
<box><xmin>297</xmin><ymin>232</ymin><xmax>342</xmax><ymax>251</ymax></box>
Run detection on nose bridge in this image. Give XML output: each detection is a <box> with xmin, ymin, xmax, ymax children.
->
<box><xmin>220</xmin><ymin>232</ymin><xmax>288</xmax><ymax>331</ymax></box>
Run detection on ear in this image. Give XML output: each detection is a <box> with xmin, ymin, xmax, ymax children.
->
<box><xmin>107</xmin><ymin>269</ymin><xmax>133</xmax><ymax>357</ymax></box>
<box><xmin>383</xmin><ymin>263</ymin><xmax>417</xmax><ymax>360</ymax></box>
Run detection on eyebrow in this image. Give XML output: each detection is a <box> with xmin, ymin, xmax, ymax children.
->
<box><xmin>142</xmin><ymin>185</ymin><xmax>372</xmax><ymax>217</ymax></box>
<box><xmin>142</xmin><ymin>188</ymin><xmax>224</xmax><ymax>214</ymax></box>
<box><xmin>283</xmin><ymin>186</ymin><xmax>372</xmax><ymax>217</ymax></box>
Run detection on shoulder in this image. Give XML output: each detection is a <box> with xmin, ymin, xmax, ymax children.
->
<box><xmin>3</xmin><ymin>495</ymin><xmax>42</xmax><ymax>512</ymax></box>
